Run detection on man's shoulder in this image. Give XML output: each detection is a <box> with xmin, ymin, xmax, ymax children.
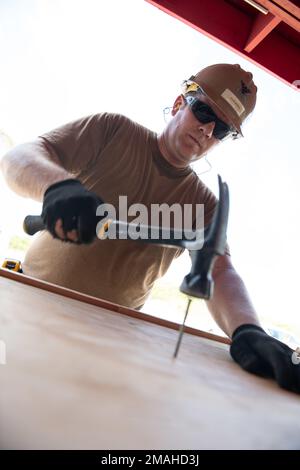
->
<box><xmin>93</xmin><ymin>112</ymin><xmax>151</xmax><ymax>133</ymax></box>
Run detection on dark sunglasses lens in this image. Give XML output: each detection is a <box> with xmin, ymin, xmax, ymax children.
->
<box><xmin>191</xmin><ymin>101</ymin><xmax>214</xmax><ymax>124</ymax></box>
<box><xmin>213</xmin><ymin>121</ymin><xmax>231</xmax><ymax>140</ymax></box>
<box><xmin>190</xmin><ymin>98</ymin><xmax>232</xmax><ymax>140</ymax></box>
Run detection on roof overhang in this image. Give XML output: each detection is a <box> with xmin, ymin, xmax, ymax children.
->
<box><xmin>146</xmin><ymin>0</ymin><xmax>300</xmax><ymax>90</ymax></box>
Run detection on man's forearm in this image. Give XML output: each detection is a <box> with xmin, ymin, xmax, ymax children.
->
<box><xmin>0</xmin><ymin>140</ymin><xmax>72</xmax><ymax>201</ymax></box>
<box><xmin>206</xmin><ymin>266</ymin><xmax>261</xmax><ymax>338</ymax></box>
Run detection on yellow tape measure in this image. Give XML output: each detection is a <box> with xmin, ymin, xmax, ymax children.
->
<box><xmin>2</xmin><ymin>259</ymin><xmax>22</xmax><ymax>273</ymax></box>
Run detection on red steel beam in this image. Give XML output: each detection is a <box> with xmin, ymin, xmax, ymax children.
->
<box><xmin>271</xmin><ymin>0</ymin><xmax>300</xmax><ymax>19</ymax></box>
<box><xmin>244</xmin><ymin>12</ymin><xmax>281</xmax><ymax>52</ymax></box>
<box><xmin>146</xmin><ymin>0</ymin><xmax>300</xmax><ymax>89</ymax></box>
<box><xmin>258</xmin><ymin>0</ymin><xmax>300</xmax><ymax>30</ymax></box>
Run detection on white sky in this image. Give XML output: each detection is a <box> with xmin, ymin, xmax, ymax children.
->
<box><xmin>0</xmin><ymin>0</ymin><xmax>300</xmax><ymax>326</ymax></box>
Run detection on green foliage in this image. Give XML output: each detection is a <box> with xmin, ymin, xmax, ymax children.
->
<box><xmin>8</xmin><ymin>235</ymin><xmax>30</xmax><ymax>252</ymax></box>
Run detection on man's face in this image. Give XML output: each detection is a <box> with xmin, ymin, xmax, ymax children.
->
<box><xmin>162</xmin><ymin>93</ymin><xmax>231</xmax><ymax>169</ymax></box>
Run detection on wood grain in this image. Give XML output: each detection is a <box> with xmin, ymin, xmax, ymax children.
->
<box><xmin>0</xmin><ymin>272</ymin><xmax>300</xmax><ymax>449</ymax></box>
<box><xmin>0</xmin><ymin>268</ymin><xmax>230</xmax><ymax>345</ymax></box>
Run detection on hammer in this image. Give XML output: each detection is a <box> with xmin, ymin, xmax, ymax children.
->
<box><xmin>23</xmin><ymin>175</ymin><xmax>229</xmax><ymax>357</ymax></box>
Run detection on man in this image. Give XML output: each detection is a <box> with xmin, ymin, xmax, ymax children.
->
<box><xmin>1</xmin><ymin>63</ymin><xmax>299</xmax><ymax>393</ymax></box>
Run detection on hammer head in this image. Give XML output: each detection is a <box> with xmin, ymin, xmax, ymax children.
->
<box><xmin>180</xmin><ymin>175</ymin><xmax>229</xmax><ymax>299</ymax></box>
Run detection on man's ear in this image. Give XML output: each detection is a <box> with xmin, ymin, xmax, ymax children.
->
<box><xmin>171</xmin><ymin>95</ymin><xmax>185</xmax><ymax>116</ymax></box>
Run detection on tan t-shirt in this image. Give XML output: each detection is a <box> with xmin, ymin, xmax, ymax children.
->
<box><xmin>23</xmin><ymin>113</ymin><xmax>219</xmax><ymax>309</ymax></box>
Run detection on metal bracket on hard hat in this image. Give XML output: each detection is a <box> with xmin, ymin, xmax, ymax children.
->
<box><xmin>181</xmin><ymin>79</ymin><xmax>202</xmax><ymax>95</ymax></box>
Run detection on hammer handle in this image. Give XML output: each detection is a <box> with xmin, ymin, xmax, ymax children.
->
<box><xmin>23</xmin><ymin>214</ymin><xmax>205</xmax><ymax>249</ymax></box>
<box><xmin>23</xmin><ymin>215</ymin><xmax>45</xmax><ymax>235</ymax></box>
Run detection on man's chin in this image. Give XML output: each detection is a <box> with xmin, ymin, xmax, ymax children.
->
<box><xmin>182</xmin><ymin>148</ymin><xmax>205</xmax><ymax>163</ymax></box>
<box><xmin>171</xmin><ymin>144</ymin><xmax>204</xmax><ymax>167</ymax></box>
<box><xmin>172</xmin><ymin>153</ymin><xmax>201</xmax><ymax>168</ymax></box>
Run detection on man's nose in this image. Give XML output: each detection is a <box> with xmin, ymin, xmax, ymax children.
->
<box><xmin>198</xmin><ymin>121</ymin><xmax>215</xmax><ymax>138</ymax></box>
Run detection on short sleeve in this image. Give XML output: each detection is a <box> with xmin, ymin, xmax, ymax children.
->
<box><xmin>39</xmin><ymin>113</ymin><xmax>125</xmax><ymax>176</ymax></box>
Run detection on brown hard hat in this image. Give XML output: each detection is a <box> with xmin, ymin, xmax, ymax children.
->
<box><xmin>190</xmin><ymin>63</ymin><xmax>257</xmax><ymax>136</ymax></box>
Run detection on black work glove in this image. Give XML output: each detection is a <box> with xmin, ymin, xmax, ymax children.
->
<box><xmin>230</xmin><ymin>324</ymin><xmax>300</xmax><ymax>394</ymax></box>
<box><xmin>42</xmin><ymin>179</ymin><xmax>103</xmax><ymax>244</ymax></box>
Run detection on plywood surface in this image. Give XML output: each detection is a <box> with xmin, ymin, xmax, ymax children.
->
<box><xmin>0</xmin><ymin>274</ymin><xmax>299</xmax><ymax>449</ymax></box>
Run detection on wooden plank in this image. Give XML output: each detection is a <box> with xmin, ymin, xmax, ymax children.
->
<box><xmin>0</xmin><ymin>268</ymin><xmax>230</xmax><ymax>345</ymax></box>
<box><xmin>1</xmin><ymin>275</ymin><xmax>300</xmax><ymax>449</ymax></box>
<box><xmin>244</xmin><ymin>12</ymin><xmax>281</xmax><ymax>52</ymax></box>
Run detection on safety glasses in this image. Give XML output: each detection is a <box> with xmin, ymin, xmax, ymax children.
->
<box><xmin>184</xmin><ymin>95</ymin><xmax>239</xmax><ymax>141</ymax></box>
